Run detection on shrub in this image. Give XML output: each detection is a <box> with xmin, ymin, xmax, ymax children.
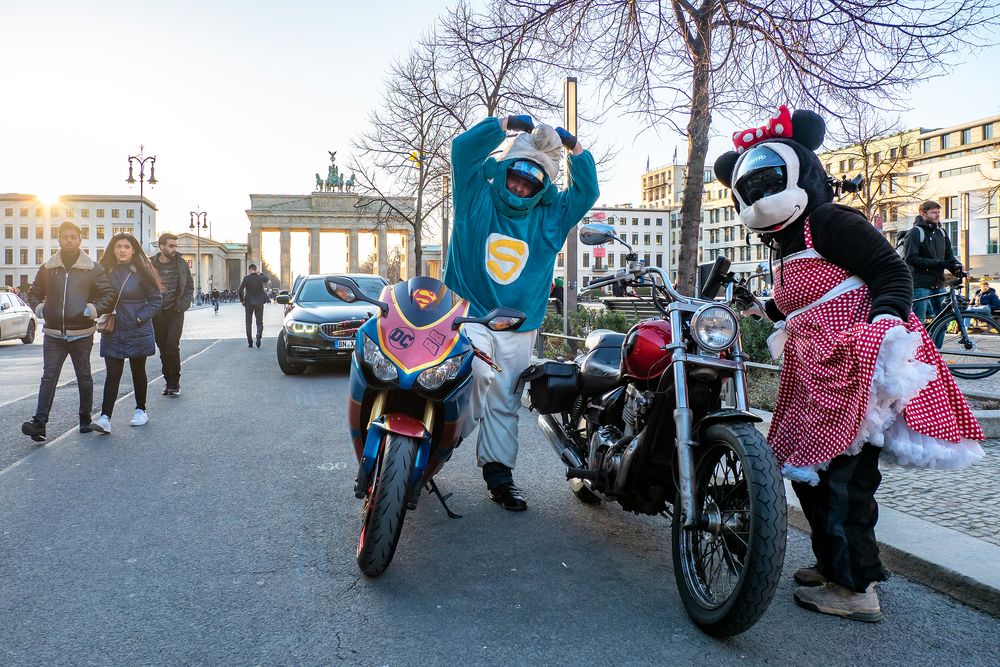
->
<box><xmin>740</xmin><ymin>316</ymin><xmax>775</xmax><ymax>364</ymax></box>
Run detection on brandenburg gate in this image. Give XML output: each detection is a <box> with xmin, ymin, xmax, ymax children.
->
<box><xmin>245</xmin><ymin>152</ymin><xmax>415</xmax><ymax>289</ymax></box>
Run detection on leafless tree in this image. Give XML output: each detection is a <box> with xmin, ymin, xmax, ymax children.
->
<box><xmin>827</xmin><ymin>109</ymin><xmax>928</xmax><ymax>236</ymax></box>
<box><xmin>352</xmin><ymin>50</ymin><xmax>457</xmax><ymax>277</ymax></box>
<box><xmin>510</xmin><ymin>0</ymin><xmax>998</xmax><ymax>294</ymax></box>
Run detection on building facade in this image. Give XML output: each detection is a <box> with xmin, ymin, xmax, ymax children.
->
<box><xmin>1</xmin><ymin>194</ymin><xmax>157</xmax><ymax>290</ymax></box>
<box><xmin>171</xmin><ymin>232</ymin><xmax>249</xmax><ymax>296</ymax></box>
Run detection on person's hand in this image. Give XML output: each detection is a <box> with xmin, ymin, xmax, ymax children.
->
<box><xmin>506</xmin><ymin>115</ymin><xmax>534</xmax><ymax>133</ymax></box>
<box><xmin>555</xmin><ymin>126</ymin><xmax>578</xmax><ymax>150</ymax></box>
<box><xmin>83</xmin><ymin>304</ymin><xmax>96</xmax><ymax>318</ymax></box>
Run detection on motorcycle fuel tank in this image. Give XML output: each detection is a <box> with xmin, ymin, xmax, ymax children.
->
<box><xmin>622</xmin><ymin>319</ymin><xmax>673</xmax><ymax>381</ymax></box>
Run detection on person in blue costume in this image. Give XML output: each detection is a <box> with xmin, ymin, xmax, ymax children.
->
<box><xmin>445</xmin><ymin>113</ymin><xmax>599</xmax><ymax>511</ymax></box>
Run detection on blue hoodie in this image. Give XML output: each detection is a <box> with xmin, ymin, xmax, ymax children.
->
<box><xmin>443</xmin><ymin>117</ymin><xmax>600</xmax><ymax>331</ymax></box>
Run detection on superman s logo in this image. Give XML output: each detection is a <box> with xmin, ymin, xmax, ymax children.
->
<box><xmin>485</xmin><ymin>233</ymin><xmax>529</xmax><ymax>285</ymax></box>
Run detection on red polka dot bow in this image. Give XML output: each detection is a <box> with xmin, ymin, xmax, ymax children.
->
<box><xmin>732</xmin><ymin>105</ymin><xmax>793</xmax><ymax>153</ymax></box>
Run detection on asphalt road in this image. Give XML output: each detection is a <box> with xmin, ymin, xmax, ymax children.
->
<box><xmin>1</xmin><ymin>307</ymin><xmax>999</xmax><ymax>665</ymax></box>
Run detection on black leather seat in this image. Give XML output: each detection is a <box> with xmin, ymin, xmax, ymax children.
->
<box><xmin>585</xmin><ymin>329</ymin><xmax>627</xmax><ymax>352</ymax></box>
<box><xmin>578</xmin><ymin>337</ymin><xmax>624</xmax><ymax>395</ymax></box>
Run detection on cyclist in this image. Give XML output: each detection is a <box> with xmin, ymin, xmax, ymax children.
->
<box><xmin>211</xmin><ymin>288</ymin><xmax>220</xmax><ymax>314</ymax></box>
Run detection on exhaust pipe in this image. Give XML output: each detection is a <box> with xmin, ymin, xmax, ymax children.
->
<box><xmin>537</xmin><ymin>414</ymin><xmax>583</xmax><ymax>468</ymax></box>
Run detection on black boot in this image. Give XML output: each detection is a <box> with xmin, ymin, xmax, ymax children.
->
<box><xmin>21</xmin><ymin>419</ymin><xmax>46</xmax><ymax>443</ymax></box>
<box><xmin>484</xmin><ymin>463</ymin><xmax>527</xmax><ymax>512</ymax></box>
<box><xmin>79</xmin><ymin>414</ymin><xmax>93</xmax><ymax>433</ymax></box>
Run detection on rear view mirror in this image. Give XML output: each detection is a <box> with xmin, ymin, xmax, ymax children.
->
<box><xmin>276</xmin><ymin>294</ymin><xmax>289</xmax><ymax>305</ymax></box>
<box><xmin>325</xmin><ymin>276</ymin><xmax>388</xmax><ymax>315</ymax></box>
<box><xmin>453</xmin><ymin>307</ymin><xmax>526</xmax><ymax>332</ymax></box>
<box><xmin>698</xmin><ymin>256</ymin><xmax>732</xmax><ymax>300</ymax></box>
<box><xmin>579</xmin><ymin>223</ymin><xmax>619</xmax><ymax>247</ymax></box>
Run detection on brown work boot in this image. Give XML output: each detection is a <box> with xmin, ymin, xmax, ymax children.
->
<box><xmin>793</xmin><ymin>565</ymin><xmax>826</xmax><ymax>587</ymax></box>
<box><xmin>794</xmin><ymin>582</ymin><xmax>882</xmax><ymax>622</ymax></box>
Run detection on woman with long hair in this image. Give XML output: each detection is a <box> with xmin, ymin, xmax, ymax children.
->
<box><xmin>92</xmin><ymin>233</ymin><xmax>163</xmax><ymax>433</ymax></box>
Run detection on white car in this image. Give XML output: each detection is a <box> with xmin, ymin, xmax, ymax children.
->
<box><xmin>0</xmin><ymin>292</ymin><xmax>37</xmax><ymax>344</ymax></box>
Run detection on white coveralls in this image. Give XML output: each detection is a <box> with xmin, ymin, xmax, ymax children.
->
<box><xmin>461</xmin><ymin>325</ymin><xmax>537</xmax><ymax>469</ymax></box>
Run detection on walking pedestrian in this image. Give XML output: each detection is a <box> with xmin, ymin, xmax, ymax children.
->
<box><xmin>903</xmin><ymin>200</ymin><xmax>963</xmax><ymax>321</ymax></box>
<box><xmin>21</xmin><ymin>221</ymin><xmax>116</xmax><ymax>442</ymax></box>
<box><xmin>151</xmin><ymin>233</ymin><xmax>194</xmax><ymax>396</ymax></box>
<box><xmin>91</xmin><ymin>233</ymin><xmax>163</xmax><ymax>434</ymax></box>
<box><xmin>445</xmin><ymin>113</ymin><xmax>599</xmax><ymax>511</ymax></box>
<box><xmin>211</xmin><ymin>288</ymin><xmax>220</xmax><ymax>314</ymax></box>
<box><xmin>238</xmin><ymin>264</ymin><xmax>269</xmax><ymax>348</ymax></box>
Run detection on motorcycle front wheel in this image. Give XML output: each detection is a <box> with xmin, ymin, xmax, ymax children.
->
<box><xmin>671</xmin><ymin>422</ymin><xmax>786</xmax><ymax>637</ymax></box>
<box><xmin>357</xmin><ymin>433</ymin><xmax>416</xmax><ymax>577</ymax></box>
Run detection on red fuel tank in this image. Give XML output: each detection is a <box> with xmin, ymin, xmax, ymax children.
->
<box><xmin>622</xmin><ymin>319</ymin><xmax>673</xmax><ymax>381</ymax></box>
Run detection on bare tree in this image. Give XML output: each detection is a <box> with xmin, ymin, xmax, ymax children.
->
<box><xmin>352</xmin><ymin>50</ymin><xmax>457</xmax><ymax>278</ymax></box>
<box><xmin>510</xmin><ymin>0</ymin><xmax>998</xmax><ymax>294</ymax></box>
<box><xmin>827</xmin><ymin>109</ymin><xmax>928</xmax><ymax>235</ymax></box>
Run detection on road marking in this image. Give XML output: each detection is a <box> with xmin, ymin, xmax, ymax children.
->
<box><xmin>0</xmin><ymin>339</ymin><xmax>221</xmax><ymax>479</ymax></box>
<box><xmin>0</xmin><ymin>360</ymin><xmax>110</xmax><ymax>410</ymax></box>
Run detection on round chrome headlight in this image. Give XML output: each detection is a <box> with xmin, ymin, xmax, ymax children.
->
<box><xmin>690</xmin><ymin>304</ymin><xmax>739</xmax><ymax>351</ymax></box>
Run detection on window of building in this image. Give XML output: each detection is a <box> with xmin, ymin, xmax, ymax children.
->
<box><xmin>620</xmin><ymin>254</ymin><xmax>627</xmax><ymax>268</ymax></box>
<box><xmin>632</xmin><ymin>217</ymin><xmax>638</xmax><ymax>225</ymax></box>
<box><xmin>839</xmin><ymin>160</ymin><xmax>846</xmax><ymax>172</ymax></box>
<box><xmin>50</xmin><ymin>206</ymin><xmax>58</xmax><ymax>217</ymax></box>
<box><xmin>825</xmin><ymin>163</ymin><xmax>833</xmax><ymax>173</ymax></box>
<box><xmin>81</xmin><ymin>208</ymin><xmax>89</xmax><ymax>218</ymax></box>
<box><xmin>889</xmin><ymin>147</ymin><xmax>898</xmax><ymax>159</ymax></box>
<box><xmin>988</xmin><ymin>192</ymin><xmax>999</xmax><ymax>215</ymax></box>
<box><xmin>989</xmin><ymin>219</ymin><xmax>1000</xmax><ymax>254</ymax></box>
<box><xmin>582</xmin><ymin>252</ymin><xmax>590</xmax><ymax>268</ymax></box>
<box><xmin>888</xmin><ymin>176</ymin><xmax>895</xmax><ymax>194</ymax></box>
<box><xmin>19</xmin><ymin>249</ymin><xmax>28</xmax><ymax>265</ymax></box>
<box><xmin>962</xmin><ymin>128</ymin><xmax>972</xmax><ymax>145</ymax></box>
<box><xmin>655</xmin><ymin>254</ymin><xmax>663</xmax><ymax>267</ymax></box>
<box><xmin>939</xmin><ymin>165</ymin><xmax>980</xmax><ymax>178</ymax></box>
<box><xmin>643</xmin><ymin>217</ymin><xmax>650</xmax><ymax>226</ymax></box>
<box><xmin>557</xmin><ymin>252</ymin><xmax>564</xmax><ymax>268</ymax></box>
<box><xmin>945</xmin><ymin>196</ymin><xmax>959</xmax><ymax>219</ymax></box>
<box><xmin>80</xmin><ymin>225</ymin><xmax>89</xmax><ymax>239</ymax></box>
<box><xmin>96</xmin><ymin>209</ymin><xmax>105</xmax><ymax>218</ymax></box>
<box><xmin>4</xmin><ymin>225</ymin><xmax>12</xmax><ymax>239</ymax></box>
<box><xmin>19</xmin><ymin>226</ymin><xmax>28</xmax><ymax>239</ymax></box>
<box><xmin>922</xmin><ymin>138</ymin><xmax>933</xmax><ymax>153</ymax></box>
<box><xmin>941</xmin><ymin>134</ymin><xmax>951</xmax><ymax>149</ymax></box>
<box><xmin>985</xmin><ymin>124</ymin><xmax>995</xmax><ymax>140</ymax></box>
<box><xmin>3</xmin><ymin>208</ymin><xmax>11</xmax><ymax>217</ymax></box>
<box><xmin>607</xmin><ymin>253</ymin><xmax>614</xmax><ymax>267</ymax></box>
<box><xmin>4</xmin><ymin>248</ymin><xmax>12</xmax><ymax>264</ymax></box>
<box><xmin>873</xmin><ymin>151</ymin><xmax>881</xmax><ymax>164</ymax></box>
<box><xmin>644</xmin><ymin>234</ymin><xmax>651</xmax><ymax>245</ymax></box>
<box><xmin>65</xmin><ymin>208</ymin><xmax>74</xmax><ymax>218</ymax></box>
<box><xmin>632</xmin><ymin>234</ymin><xmax>639</xmax><ymax>245</ymax></box>
<box><xmin>97</xmin><ymin>249</ymin><xmax>105</xmax><ymax>262</ymax></box>
<box><xmin>3</xmin><ymin>275</ymin><xmax>10</xmax><ymax>287</ymax></box>
<box><xmin>35</xmin><ymin>226</ymin><xmax>44</xmax><ymax>239</ymax></box>
<box><xmin>848</xmin><ymin>158</ymin><xmax>856</xmax><ymax>170</ymax></box>
<box><xmin>914</xmin><ymin>174</ymin><xmax>929</xmax><ymax>183</ymax></box>
<box><xmin>112</xmin><ymin>226</ymin><xmax>133</xmax><ymax>236</ymax></box>
<box><xmin>127</xmin><ymin>209</ymin><xmax>135</xmax><ymax>219</ymax></box>
<box><xmin>50</xmin><ymin>227</ymin><xmax>58</xmax><ymax>239</ymax></box>
<box><xmin>643</xmin><ymin>253</ymin><xmax>651</xmax><ymax>266</ymax></box>
<box><xmin>111</xmin><ymin>209</ymin><xmax>120</xmax><ymax>219</ymax></box>
<box><xmin>655</xmin><ymin>234</ymin><xmax>663</xmax><ymax>245</ymax></box>
<box><xmin>655</xmin><ymin>217</ymin><xmax>663</xmax><ymax>226</ymax></box>
<box><xmin>35</xmin><ymin>248</ymin><xmax>43</xmax><ymax>265</ymax></box>
<box><xmin>96</xmin><ymin>226</ymin><xmax>105</xmax><ymax>240</ymax></box>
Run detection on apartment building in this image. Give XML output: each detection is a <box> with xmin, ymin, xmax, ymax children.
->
<box><xmin>1</xmin><ymin>194</ymin><xmax>157</xmax><ymax>289</ymax></box>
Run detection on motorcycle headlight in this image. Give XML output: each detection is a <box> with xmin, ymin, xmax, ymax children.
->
<box><xmin>690</xmin><ymin>304</ymin><xmax>739</xmax><ymax>351</ymax></box>
<box><xmin>286</xmin><ymin>320</ymin><xmax>319</xmax><ymax>335</ymax></box>
<box><xmin>363</xmin><ymin>335</ymin><xmax>398</xmax><ymax>382</ymax></box>
<box><xmin>416</xmin><ymin>352</ymin><xmax>469</xmax><ymax>390</ymax></box>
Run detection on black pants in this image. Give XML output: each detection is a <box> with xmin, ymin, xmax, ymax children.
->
<box><xmin>153</xmin><ymin>309</ymin><xmax>185</xmax><ymax>386</ymax></box>
<box><xmin>101</xmin><ymin>357</ymin><xmax>148</xmax><ymax>417</ymax></box>
<box><xmin>244</xmin><ymin>303</ymin><xmax>264</xmax><ymax>343</ymax></box>
<box><xmin>792</xmin><ymin>444</ymin><xmax>889</xmax><ymax>593</ymax></box>
<box><xmin>34</xmin><ymin>334</ymin><xmax>94</xmax><ymax>423</ymax></box>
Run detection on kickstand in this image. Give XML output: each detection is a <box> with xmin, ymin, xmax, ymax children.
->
<box><xmin>426</xmin><ymin>478</ymin><xmax>463</xmax><ymax>519</ymax></box>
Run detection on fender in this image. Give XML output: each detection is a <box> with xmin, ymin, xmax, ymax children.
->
<box><xmin>692</xmin><ymin>408</ymin><xmax>762</xmax><ymax>443</ymax></box>
<box><xmin>354</xmin><ymin>414</ymin><xmax>431</xmax><ymax>499</ymax></box>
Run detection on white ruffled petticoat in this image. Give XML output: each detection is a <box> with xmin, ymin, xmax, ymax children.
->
<box><xmin>782</xmin><ymin>325</ymin><xmax>986</xmax><ymax>485</ymax></box>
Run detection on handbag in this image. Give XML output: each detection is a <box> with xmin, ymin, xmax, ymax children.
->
<box><xmin>97</xmin><ymin>273</ymin><xmax>130</xmax><ymax>334</ymax></box>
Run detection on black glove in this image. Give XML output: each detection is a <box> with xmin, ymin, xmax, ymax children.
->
<box><xmin>555</xmin><ymin>126</ymin><xmax>578</xmax><ymax>150</ymax></box>
<box><xmin>506</xmin><ymin>115</ymin><xmax>534</xmax><ymax>133</ymax></box>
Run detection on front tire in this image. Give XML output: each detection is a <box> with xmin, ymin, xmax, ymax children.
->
<box><xmin>357</xmin><ymin>433</ymin><xmax>416</xmax><ymax>577</ymax></box>
<box><xmin>276</xmin><ymin>331</ymin><xmax>306</xmax><ymax>375</ymax></box>
<box><xmin>672</xmin><ymin>422</ymin><xmax>786</xmax><ymax>637</ymax></box>
<box><xmin>21</xmin><ymin>321</ymin><xmax>35</xmax><ymax>344</ymax></box>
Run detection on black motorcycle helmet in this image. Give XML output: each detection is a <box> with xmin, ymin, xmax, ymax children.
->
<box><xmin>733</xmin><ymin>146</ymin><xmax>787</xmax><ymax>206</ymax></box>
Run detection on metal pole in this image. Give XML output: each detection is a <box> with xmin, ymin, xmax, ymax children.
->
<box><xmin>563</xmin><ymin>77</ymin><xmax>579</xmax><ymax>336</ymax></box>
<box><xmin>139</xmin><ymin>178</ymin><xmax>144</xmax><ymax>248</ymax></box>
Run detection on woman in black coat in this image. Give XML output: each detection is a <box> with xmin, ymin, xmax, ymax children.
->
<box><xmin>92</xmin><ymin>233</ymin><xmax>163</xmax><ymax>433</ymax></box>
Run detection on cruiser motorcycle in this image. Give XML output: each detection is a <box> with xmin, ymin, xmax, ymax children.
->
<box><xmin>523</xmin><ymin>223</ymin><xmax>786</xmax><ymax>636</ymax></box>
<box><xmin>328</xmin><ymin>275</ymin><xmax>525</xmax><ymax>577</ymax></box>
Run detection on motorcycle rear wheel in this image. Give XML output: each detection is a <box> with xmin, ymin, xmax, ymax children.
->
<box><xmin>357</xmin><ymin>433</ymin><xmax>416</xmax><ymax>577</ymax></box>
<box><xmin>671</xmin><ymin>422</ymin><xmax>786</xmax><ymax>637</ymax></box>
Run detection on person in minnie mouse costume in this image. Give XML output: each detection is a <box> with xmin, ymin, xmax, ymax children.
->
<box><xmin>715</xmin><ymin>105</ymin><xmax>985</xmax><ymax>622</ymax></box>
<box><xmin>445</xmin><ymin>114</ymin><xmax>599</xmax><ymax>511</ymax></box>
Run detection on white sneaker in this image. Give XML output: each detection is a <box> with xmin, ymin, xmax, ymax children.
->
<box><xmin>92</xmin><ymin>415</ymin><xmax>112</xmax><ymax>434</ymax></box>
<box><xmin>130</xmin><ymin>409</ymin><xmax>148</xmax><ymax>427</ymax></box>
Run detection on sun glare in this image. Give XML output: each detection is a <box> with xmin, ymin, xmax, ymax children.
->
<box><xmin>34</xmin><ymin>192</ymin><xmax>63</xmax><ymax>209</ymax></box>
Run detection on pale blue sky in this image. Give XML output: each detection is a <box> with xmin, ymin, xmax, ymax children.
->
<box><xmin>2</xmin><ymin>0</ymin><xmax>998</xmax><ymax>247</ymax></box>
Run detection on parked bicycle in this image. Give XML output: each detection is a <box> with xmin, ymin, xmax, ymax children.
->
<box><xmin>916</xmin><ymin>272</ymin><xmax>1000</xmax><ymax>379</ymax></box>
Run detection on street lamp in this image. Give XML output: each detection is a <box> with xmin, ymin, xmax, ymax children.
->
<box><xmin>189</xmin><ymin>210</ymin><xmax>208</xmax><ymax>304</ymax></box>
<box><xmin>126</xmin><ymin>146</ymin><xmax>157</xmax><ymax>249</ymax></box>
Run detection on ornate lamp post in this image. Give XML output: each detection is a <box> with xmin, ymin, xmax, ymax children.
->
<box><xmin>189</xmin><ymin>210</ymin><xmax>208</xmax><ymax>304</ymax></box>
<box><xmin>126</xmin><ymin>146</ymin><xmax>157</xmax><ymax>249</ymax></box>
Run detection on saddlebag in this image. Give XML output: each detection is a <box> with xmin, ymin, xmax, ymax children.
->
<box><xmin>519</xmin><ymin>361</ymin><xmax>578</xmax><ymax>414</ymax></box>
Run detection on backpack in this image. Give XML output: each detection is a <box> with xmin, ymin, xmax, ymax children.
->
<box><xmin>894</xmin><ymin>226</ymin><xmax>924</xmax><ymax>259</ymax></box>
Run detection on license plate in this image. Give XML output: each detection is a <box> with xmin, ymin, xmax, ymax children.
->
<box><xmin>335</xmin><ymin>339</ymin><xmax>356</xmax><ymax>349</ymax></box>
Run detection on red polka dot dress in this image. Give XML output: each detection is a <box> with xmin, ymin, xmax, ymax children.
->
<box><xmin>769</xmin><ymin>219</ymin><xmax>984</xmax><ymax>484</ymax></box>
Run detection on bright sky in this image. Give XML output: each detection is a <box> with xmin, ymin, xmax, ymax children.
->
<box><xmin>3</xmin><ymin>0</ymin><xmax>999</xmax><ymax>262</ymax></box>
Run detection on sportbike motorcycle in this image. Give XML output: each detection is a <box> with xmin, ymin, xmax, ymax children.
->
<box><xmin>326</xmin><ymin>275</ymin><xmax>525</xmax><ymax>577</ymax></box>
<box><xmin>522</xmin><ymin>223</ymin><xmax>787</xmax><ymax>636</ymax></box>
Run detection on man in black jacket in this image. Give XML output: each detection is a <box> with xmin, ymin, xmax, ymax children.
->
<box><xmin>151</xmin><ymin>233</ymin><xmax>194</xmax><ymax>396</ymax></box>
<box><xmin>904</xmin><ymin>200</ymin><xmax>962</xmax><ymax>321</ymax></box>
<box><xmin>22</xmin><ymin>221</ymin><xmax>116</xmax><ymax>441</ymax></box>
<box><xmin>238</xmin><ymin>264</ymin><xmax>270</xmax><ymax>348</ymax></box>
